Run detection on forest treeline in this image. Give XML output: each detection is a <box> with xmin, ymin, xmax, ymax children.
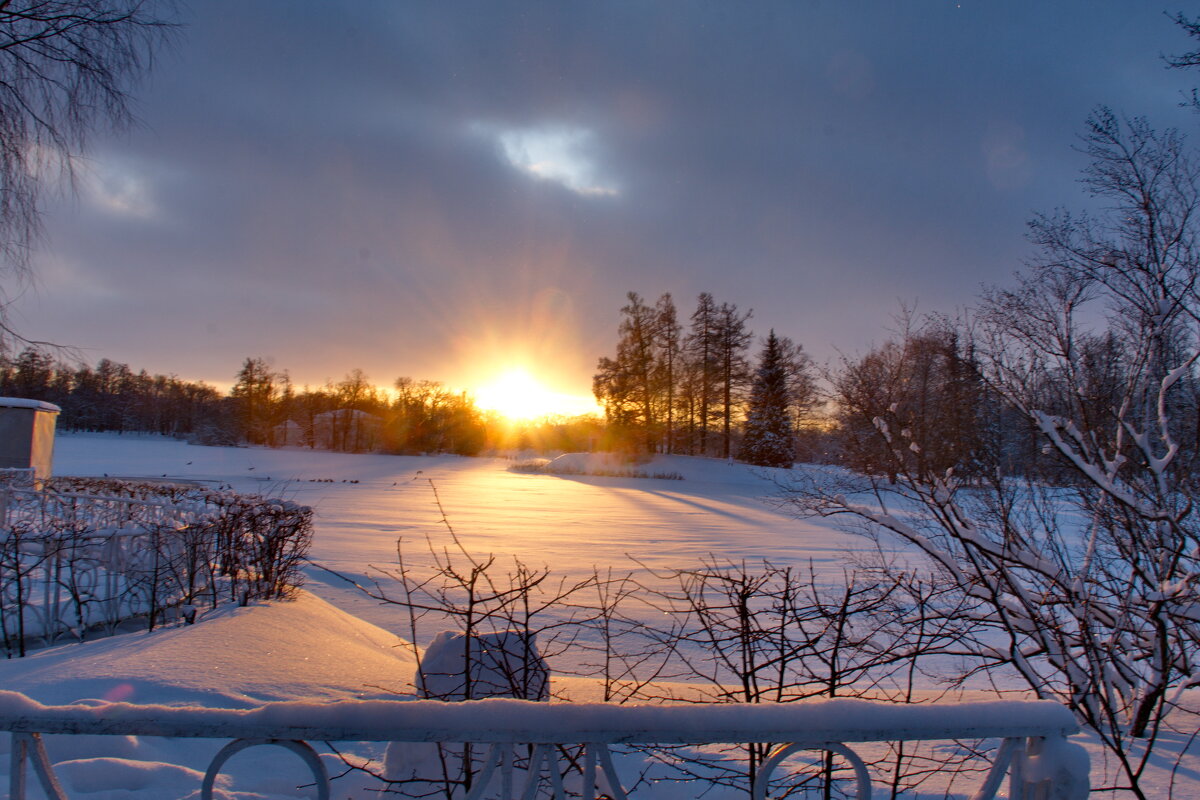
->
<box><xmin>592</xmin><ymin>291</ymin><xmax>818</xmax><ymax>464</ymax></box>
<box><xmin>0</xmin><ymin>350</ymin><xmax>602</xmax><ymax>456</ymax></box>
<box><xmin>0</xmin><ymin>289</ymin><xmax>1051</xmax><ymax>478</ymax></box>
<box><xmin>589</xmin><ymin>289</ymin><xmax>1200</xmax><ymax>481</ymax></box>
<box><xmin>7</xmin><ymin>285</ymin><xmax>1189</xmax><ymax>478</ymax></box>
<box><xmin>0</xmin><ymin>292</ymin><xmax>1089</xmax><ymax>474</ymax></box>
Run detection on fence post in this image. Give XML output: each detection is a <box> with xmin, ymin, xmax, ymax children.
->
<box><xmin>10</xmin><ymin>732</ymin><xmax>67</xmax><ymax>800</ymax></box>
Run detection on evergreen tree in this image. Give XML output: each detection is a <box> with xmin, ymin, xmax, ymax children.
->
<box><xmin>737</xmin><ymin>331</ymin><xmax>794</xmax><ymax>467</ymax></box>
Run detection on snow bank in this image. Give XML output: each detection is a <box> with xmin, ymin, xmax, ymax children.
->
<box><xmin>544</xmin><ymin>452</ymin><xmax>639</xmax><ymax>473</ymax></box>
<box><xmin>0</xmin><ymin>589</ymin><xmax>419</xmax><ymax>799</ymax></box>
<box><xmin>0</xmin><ymin>590</ymin><xmax>417</xmax><ymax>708</ymax></box>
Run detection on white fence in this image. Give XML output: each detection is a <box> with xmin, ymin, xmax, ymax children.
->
<box><xmin>0</xmin><ymin>485</ymin><xmax>313</xmax><ymax>655</ymax></box>
<box><xmin>0</xmin><ymin>485</ymin><xmax>206</xmax><ymax>529</ymax></box>
<box><xmin>0</xmin><ymin>489</ymin><xmax>211</xmax><ymax>652</ymax></box>
<box><xmin>0</xmin><ymin>692</ymin><xmax>1088</xmax><ymax>799</ymax></box>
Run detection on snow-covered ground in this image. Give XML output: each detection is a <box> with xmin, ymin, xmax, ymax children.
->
<box><xmin>0</xmin><ymin>433</ymin><xmax>1192</xmax><ymax>798</ymax></box>
<box><xmin>0</xmin><ymin>591</ymin><xmax>418</xmax><ymax>798</ymax></box>
<box><xmin>53</xmin><ymin>433</ymin><xmax>866</xmax><ymax>641</ymax></box>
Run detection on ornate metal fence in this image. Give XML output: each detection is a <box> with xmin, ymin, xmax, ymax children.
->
<box><xmin>0</xmin><ymin>483</ymin><xmax>312</xmax><ymax>656</ymax></box>
<box><xmin>0</xmin><ymin>692</ymin><xmax>1089</xmax><ymax>800</ymax></box>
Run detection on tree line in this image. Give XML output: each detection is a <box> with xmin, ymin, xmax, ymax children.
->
<box><xmin>592</xmin><ymin>291</ymin><xmax>818</xmax><ymax>463</ymax></box>
<box><xmin>224</xmin><ymin>359</ymin><xmax>489</xmax><ymax>455</ymax></box>
<box><xmin>0</xmin><ymin>349</ymin><xmax>222</xmax><ymax>437</ymax></box>
<box><xmin>590</xmin><ymin>287</ymin><xmax>1183</xmax><ymax>481</ymax></box>
<box><xmin>0</xmin><ymin>352</ymin><xmax>498</xmax><ymax>455</ymax></box>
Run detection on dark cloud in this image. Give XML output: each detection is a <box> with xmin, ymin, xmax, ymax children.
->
<box><xmin>16</xmin><ymin>1</ymin><xmax>1200</xmax><ymax>395</ymax></box>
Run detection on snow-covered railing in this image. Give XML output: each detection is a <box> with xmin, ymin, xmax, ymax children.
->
<box><xmin>0</xmin><ymin>692</ymin><xmax>1088</xmax><ymax>800</ymax></box>
<box><xmin>0</xmin><ymin>486</ymin><xmax>204</xmax><ymax>530</ymax></box>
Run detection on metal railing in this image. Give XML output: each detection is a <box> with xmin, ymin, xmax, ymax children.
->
<box><xmin>0</xmin><ymin>486</ymin><xmax>312</xmax><ymax>653</ymax></box>
<box><xmin>0</xmin><ymin>692</ymin><xmax>1089</xmax><ymax>799</ymax></box>
<box><xmin>0</xmin><ymin>486</ymin><xmax>203</xmax><ymax>530</ymax></box>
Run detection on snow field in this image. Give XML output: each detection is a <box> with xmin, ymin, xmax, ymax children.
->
<box><xmin>0</xmin><ymin>433</ymin><xmax>1190</xmax><ymax>798</ymax></box>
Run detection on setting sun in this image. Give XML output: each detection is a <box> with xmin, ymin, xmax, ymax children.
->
<box><xmin>473</xmin><ymin>368</ymin><xmax>599</xmax><ymax>421</ymax></box>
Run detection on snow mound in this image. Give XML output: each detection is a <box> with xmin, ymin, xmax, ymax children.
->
<box><xmin>54</xmin><ymin>756</ymin><xmax>214</xmax><ymax>796</ymax></box>
<box><xmin>525</xmin><ymin>452</ymin><xmax>683</xmax><ymax>479</ymax></box>
<box><xmin>0</xmin><ymin>590</ymin><xmax>417</xmax><ymax>708</ymax></box>
<box><xmin>546</xmin><ymin>452</ymin><xmax>633</xmax><ymax>472</ymax></box>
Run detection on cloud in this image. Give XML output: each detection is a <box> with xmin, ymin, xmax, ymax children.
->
<box><xmin>81</xmin><ymin>157</ymin><xmax>160</xmax><ymax>220</ymax></box>
<box><xmin>18</xmin><ymin>1</ymin><xmax>1200</xmax><ymax>390</ymax></box>
<box><xmin>476</xmin><ymin>122</ymin><xmax>619</xmax><ymax>197</ymax></box>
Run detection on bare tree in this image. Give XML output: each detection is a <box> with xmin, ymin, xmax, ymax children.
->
<box><xmin>829</xmin><ymin>313</ymin><xmax>991</xmax><ymax>483</ymax></box>
<box><xmin>631</xmin><ymin>558</ymin><xmax>975</xmax><ymax>798</ymax></box>
<box><xmin>0</xmin><ymin>1</ymin><xmax>174</xmax><ymax>345</ymax></box>
<box><xmin>714</xmin><ymin>300</ymin><xmax>753</xmax><ymax>459</ymax></box>
<box><xmin>776</xmin><ymin>334</ymin><xmax>819</xmax><ymax>444</ymax></box>
<box><xmin>684</xmin><ymin>292</ymin><xmax>721</xmax><ymax>455</ymax></box>
<box><xmin>787</xmin><ymin>110</ymin><xmax>1200</xmax><ymax>799</ymax></box>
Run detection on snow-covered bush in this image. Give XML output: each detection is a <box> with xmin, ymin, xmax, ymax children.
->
<box><xmin>0</xmin><ymin>478</ymin><xmax>312</xmax><ymax>655</ymax></box>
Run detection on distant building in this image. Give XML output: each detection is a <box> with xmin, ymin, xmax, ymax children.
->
<box><xmin>272</xmin><ymin>419</ymin><xmax>306</xmax><ymax>447</ymax></box>
<box><xmin>0</xmin><ymin>397</ymin><xmax>61</xmax><ymax>484</ymax></box>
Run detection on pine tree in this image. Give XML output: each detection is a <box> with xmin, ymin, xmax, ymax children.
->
<box><xmin>737</xmin><ymin>331</ymin><xmax>795</xmax><ymax>467</ymax></box>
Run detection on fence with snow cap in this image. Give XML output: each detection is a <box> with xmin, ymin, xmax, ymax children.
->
<box><xmin>0</xmin><ymin>691</ymin><xmax>1089</xmax><ymax>800</ymax></box>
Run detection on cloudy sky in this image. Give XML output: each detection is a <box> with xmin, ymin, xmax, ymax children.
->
<box><xmin>10</xmin><ymin>1</ymin><xmax>1200</xmax><ymax>405</ymax></box>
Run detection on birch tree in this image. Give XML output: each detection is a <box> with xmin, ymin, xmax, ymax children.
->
<box><xmin>788</xmin><ymin>110</ymin><xmax>1200</xmax><ymax>799</ymax></box>
<box><xmin>0</xmin><ymin>2</ymin><xmax>173</xmax><ymax>346</ymax></box>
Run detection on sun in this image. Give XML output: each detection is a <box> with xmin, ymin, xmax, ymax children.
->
<box><xmin>473</xmin><ymin>368</ymin><xmax>597</xmax><ymax>421</ymax></box>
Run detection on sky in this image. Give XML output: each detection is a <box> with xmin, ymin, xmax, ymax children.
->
<box><xmin>8</xmin><ymin>1</ymin><xmax>1200</xmax><ymax>408</ymax></box>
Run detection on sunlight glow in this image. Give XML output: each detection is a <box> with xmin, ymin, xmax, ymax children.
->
<box><xmin>474</xmin><ymin>367</ymin><xmax>599</xmax><ymax>421</ymax></box>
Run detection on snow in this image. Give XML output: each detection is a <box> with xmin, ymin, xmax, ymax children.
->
<box><xmin>0</xmin><ymin>591</ymin><xmax>416</xmax><ymax>709</ymax></box>
<box><xmin>0</xmin><ymin>432</ymin><xmax>1188</xmax><ymax>797</ymax></box>
<box><xmin>0</xmin><ymin>691</ymin><xmax>1077</xmax><ymax>745</ymax></box>
<box><xmin>49</xmin><ymin>434</ymin><xmax>865</xmax><ymax>641</ymax></box>
<box><xmin>0</xmin><ymin>587</ymin><xmax>416</xmax><ymax>799</ymax></box>
<box><xmin>0</xmin><ymin>397</ymin><xmax>61</xmax><ymax>412</ymax></box>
